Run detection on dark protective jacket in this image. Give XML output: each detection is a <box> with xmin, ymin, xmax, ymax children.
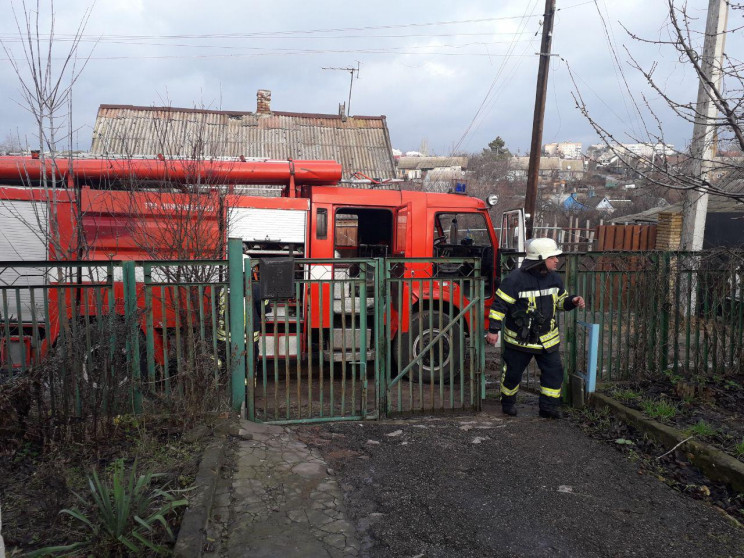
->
<box><xmin>488</xmin><ymin>262</ymin><xmax>578</xmax><ymax>353</ymax></box>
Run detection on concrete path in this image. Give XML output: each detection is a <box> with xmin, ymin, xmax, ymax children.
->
<box><xmin>193</xmin><ymin>394</ymin><xmax>743</xmax><ymax>557</ymax></box>
<box><xmin>207</xmin><ymin>420</ymin><xmax>360</xmax><ymax>558</ymax></box>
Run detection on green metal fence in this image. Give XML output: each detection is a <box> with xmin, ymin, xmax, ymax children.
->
<box><xmin>0</xmin><ymin>259</ymin><xmax>231</xmax><ymax>437</ymax></box>
<box><xmin>500</xmin><ymin>250</ymin><xmax>744</xmax><ymax>392</ymax></box>
<box><xmin>7</xmin><ymin>249</ymin><xmax>735</xmax><ymax>430</ymax></box>
<box><xmin>563</xmin><ymin>251</ymin><xmax>743</xmax><ymax>382</ymax></box>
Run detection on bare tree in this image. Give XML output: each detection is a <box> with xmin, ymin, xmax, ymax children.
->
<box><xmin>572</xmin><ymin>0</ymin><xmax>744</xmax><ymax>203</ymax></box>
<box><xmin>0</xmin><ymin>0</ymin><xmax>95</xmax><ymax>257</ymax></box>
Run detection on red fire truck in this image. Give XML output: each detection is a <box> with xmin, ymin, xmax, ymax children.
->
<box><xmin>0</xmin><ymin>155</ymin><xmax>504</xmax><ymax>378</ymax></box>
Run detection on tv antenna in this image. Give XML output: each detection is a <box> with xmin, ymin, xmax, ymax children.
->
<box><xmin>322</xmin><ymin>62</ymin><xmax>360</xmax><ymax>116</ymax></box>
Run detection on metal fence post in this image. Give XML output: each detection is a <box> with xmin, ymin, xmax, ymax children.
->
<box><xmin>566</xmin><ymin>253</ymin><xmax>579</xmax><ymax>382</ymax></box>
<box><xmin>228</xmin><ymin>238</ymin><xmax>246</xmax><ymax>413</ymax></box>
<box><xmin>245</xmin><ymin>257</ymin><xmax>255</xmax><ymax>422</ymax></box>
<box><xmin>143</xmin><ymin>263</ymin><xmax>157</xmax><ymax>384</ymax></box>
<box><xmin>122</xmin><ymin>261</ymin><xmax>142</xmax><ymax>414</ymax></box>
<box><xmin>376</xmin><ymin>257</ymin><xmax>387</xmax><ymax>418</ymax></box>
<box><xmin>660</xmin><ymin>252</ymin><xmax>671</xmax><ymax>371</ymax></box>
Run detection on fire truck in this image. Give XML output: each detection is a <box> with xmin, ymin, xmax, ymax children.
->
<box><xmin>0</xmin><ymin>154</ymin><xmax>506</xmax><ymax>379</ymax></box>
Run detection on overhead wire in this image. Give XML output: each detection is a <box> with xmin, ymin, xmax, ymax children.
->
<box><xmin>592</xmin><ymin>0</ymin><xmax>647</xmax><ymax>139</ymax></box>
<box><xmin>450</xmin><ymin>0</ymin><xmax>541</xmax><ymax>154</ymax></box>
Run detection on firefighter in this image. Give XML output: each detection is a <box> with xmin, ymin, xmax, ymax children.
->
<box><xmin>485</xmin><ymin>238</ymin><xmax>585</xmax><ymax>418</ymax></box>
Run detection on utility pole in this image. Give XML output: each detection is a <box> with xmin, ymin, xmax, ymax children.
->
<box><xmin>681</xmin><ymin>0</ymin><xmax>728</xmax><ymax>250</ymax></box>
<box><xmin>524</xmin><ymin>0</ymin><xmax>556</xmax><ymax>240</ymax></box>
<box><xmin>322</xmin><ymin>62</ymin><xmax>360</xmax><ymax>116</ymax></box>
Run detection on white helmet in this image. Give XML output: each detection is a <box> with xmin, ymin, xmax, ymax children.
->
<box><xmin>525</xmin><ymin>238</ymin><xmax>562</xmax><ymax>261</ymax></box>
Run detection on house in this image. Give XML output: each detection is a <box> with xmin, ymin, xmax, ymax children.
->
<box><xmin>507</xmin><ymin>156</ymin><xmax>585</xmax><ymax>182</ymax></box>
<box><xmin>544</xmin><ymin>142</ymin><xmax>583</xmax><ymax>159</ymax></box>
<box><xmin>584</xmin><ymin>196</ymin><xmax>616</xmax><ymax>214</ymax></box>
<box><xmin>89</xmin><ymin>90</ymin><xmax>397</xmax><ymax>181</ymax></box>
<box><xmin>560</xmin><ymin>193</ymin><xmax>588</xmax><ymax>211</ymax></box>
<box><xmin>395</xmin><ymin>156</ymin><xmax>468</xmax><ymax>192</ymax></box>
<box><xmin>611</xmin><ymin>196</ymin><xmax>744</xmax><ymax>248</ymax></box>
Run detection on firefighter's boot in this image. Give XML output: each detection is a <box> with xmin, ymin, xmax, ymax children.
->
<box><xmin>538</xmin><ymin>406</ymin><xmax>562</xmax><ymax>419</ymax></box>
<box><xmin>501</xmin><ymin>394</ymin><xmax>517</xmax><ymax>417</ymax></box>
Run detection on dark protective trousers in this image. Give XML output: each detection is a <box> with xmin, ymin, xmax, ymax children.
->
<box><xmin>500</xmin><ymin>346</ymin><xmax>564</xmax><ymax>410</ymax></box>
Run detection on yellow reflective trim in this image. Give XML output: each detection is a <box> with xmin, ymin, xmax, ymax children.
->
<box><xmin>496</xmin><ymin>289</ymin><xmax>516</xmax><ymax>304</ymax></box>
<box><xmin>505</xmin><ymin>338</ymin><xmax>544</xmax><ymax>350</ymax></box>
<box><xmin>518</xmin><ymin>287</ymin><xmax>560</xmax><ymax>298</ymax></box>
<box><xmin>542</xmin><ymin>337</ymin><xmax>561</xmax><ymax>349</ymax></box>
<box><xmin>501</xmin><ymin>383</ymin><xmax>520</xmax><ymax>396</ymax></box>
<box><xmin>540</xmin><ymin>385</ymin><xmax>562</xmax><ymax>398</ymax></box>
<box><xmin>489</xmin><ymin>309</ymin><xmax>505</xmax><ymax>320</ymax></box>
<box><xmin>539</xmin><ymin>329</ymin><xmax>560</xmax><ymax>342</ymax></box>
<box><xmin>504</xmin><ymin>327</ymin><xmax>544</xmax><ymax>349</ymax></box>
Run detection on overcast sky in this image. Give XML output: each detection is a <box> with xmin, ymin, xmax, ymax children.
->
<box><xmin>0</xmin><ymin>0</ymin><xmax>739</xmax><ymax>157</ymax></box>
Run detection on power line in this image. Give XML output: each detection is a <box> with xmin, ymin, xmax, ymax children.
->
<box><xmin>451</xmin><ymin>0</ymin><xmax>541</xmax><ymax>153</ymax></box>
<box><xmin>0</xmin><ymin>1</ymin><xmax>598</xmax><ymax>44</ymax></box>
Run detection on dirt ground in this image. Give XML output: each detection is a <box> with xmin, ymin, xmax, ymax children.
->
<box><xmin>603</xmin><ymin>371</ymin><xmax>744</xmax><ymax>460</ymax></box>
<box><xmin>0</xmin><ymin>420</ymin><xmax>205</xmax><ymax>554</ymax></box>
<box><xmin>295</xmin><ymin>395</ymin><xmax>744</xmax><ymax>557</ymax></box>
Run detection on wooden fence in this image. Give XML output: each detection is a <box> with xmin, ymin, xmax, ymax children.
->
<box><xmin>530</xmin><ymin>218</ymin><xmax>658</xmax><ymax>252</ymax></box>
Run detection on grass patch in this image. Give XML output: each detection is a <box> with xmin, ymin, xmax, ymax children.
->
<box><xmin>641</xmin><ymin>398</ymin><xmax>678</xmax><ymax>421</ymax></box>
<box><xmin>685</xmin><ymin>420</ymin><xmax>716</xmax><ymax>438</ymax></box>
<box><xmin>735</xmin><ymin>439</ymin><xmax>744</xmax><ymax>458</ymax></box>
<box><xmin>612</xmin><ymin>388</ymin><xmax>642</xmax><ymax>403</ymax></box>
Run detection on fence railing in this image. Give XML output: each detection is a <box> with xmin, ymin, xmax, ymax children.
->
<box><xmin>4</xmin><ymin>249</ymin><xmax>741</xmax><ymax>438</ymax></box>
<box><xmin>0</xmin><ymin>259</ymin><xmax>230</xmax><ymax>441</ymax></box>
<box><xmin>564</xmin><ymin>251</ymin><xmax>742</xmax><ymax>383</ymax></box>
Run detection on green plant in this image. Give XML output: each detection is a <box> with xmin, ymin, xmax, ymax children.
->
<box><xmin>641</xmin><ymin>398</ymin><xmax>678</xmax><ymax>420</ymax></box>
<box><xmin>663</xmin><ymin>369</ymin><xmax>683</xmax><ymax>386</ymax></box>
<box><xmin>724</xmin><ymin>379</ymin><xmax>741</xmax><ymax>391</ymax></box>
<box><xmin>734</xmin><ymin>438</ymin><xmax>744</xmax><ymax>458</ymax></box>
<box><xmin>685</xmin><ymin>420</ymin><xmax>716</xmax><ymax>438</ymax></box>
<box><xmin>29</xmin><ymin>458</ymin><xmax>189</xmax><ymax>556</ymax></box>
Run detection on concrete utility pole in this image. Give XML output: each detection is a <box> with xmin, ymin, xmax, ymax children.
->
<box><xmin>681</xmin><ymin>0</ymin><xmax>729</xmax><ymax>251</ymax></box>
<box><xmin>524</xmin><ymin>0</ymin><xmax>556</xmax><ymax>239</ymax></box>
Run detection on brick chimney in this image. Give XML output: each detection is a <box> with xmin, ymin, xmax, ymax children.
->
<box><xmin>257</xmin><ymin>89</ymin><xmax>271</xmax><ymax>113</ymax></box>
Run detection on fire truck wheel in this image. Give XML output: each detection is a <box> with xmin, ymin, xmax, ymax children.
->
<box><xmin>397</xmin><ymin>310</ymin><xmax>462</xmax><ymax>384</ymax></box>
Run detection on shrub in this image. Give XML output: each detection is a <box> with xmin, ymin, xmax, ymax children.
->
<box><xmin>29</xmin><ymin>458</ymin><xmax>189</xmax><ymax>556</ymax></box>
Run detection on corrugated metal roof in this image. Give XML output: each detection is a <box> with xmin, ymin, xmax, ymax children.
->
<box><xmin>89</xmin><ymin>104</ymin><xmax>396</xmax><ymax>180</ymax></box>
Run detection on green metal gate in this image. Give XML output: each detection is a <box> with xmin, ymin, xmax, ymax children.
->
<box><xmin>227</xmin><ymin>239</ymin><xmax>487</xmax><ymax>424</ymax></box>
<box><xmin>382</xmin><ymin>257</ymin><xmax>485</xmax><ymax>417</ymax></box>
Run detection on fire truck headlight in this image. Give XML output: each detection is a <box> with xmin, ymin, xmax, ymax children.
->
<box><xmin>486</xmin><ymin>194</ymin><xmax>499</xmax><ymax>207</ymax></box>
